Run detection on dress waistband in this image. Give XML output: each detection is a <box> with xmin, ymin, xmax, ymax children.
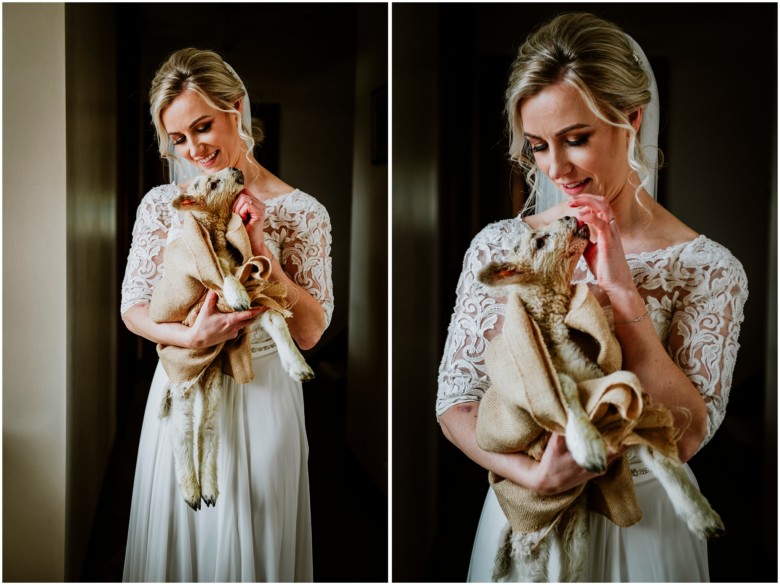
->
<box><xmin>627</xmin><ymin>446</ymin><xmax>652</xmax><ymax>480</ymax></box>
<box><xmin>251</xmin><ymin>341</ymin><xmax>278</xmax><ymax>358</ymax></box>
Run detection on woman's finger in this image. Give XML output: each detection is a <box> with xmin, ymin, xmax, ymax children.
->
<box><xmin>203</xmin><ymin>289</ymin><xmax>219</xmax><ymax>310</ymax></box>
<box><xmin>233</xmin><ymin>190</ymin><xmax>257</xmax><ymax>219</ymax></box>
<box><xmin>235</xmin><ymin>307</ymin><xmax>265</xmax><ymax>323</ymax></box>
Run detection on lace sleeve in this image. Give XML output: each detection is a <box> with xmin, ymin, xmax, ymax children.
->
<box><xmin>664</xmin><ymin>241</ymin><xmax>749</xmax><ymax>449</ymax></box>
<box><xmin>436</xmin><ymin>219</ymin><xmax>529</xmax><ymax>417</ymax></box>
<box><xmin>266</xmin><ymin>191</ymin><xmax>334</xmax><ymax>328</ymax></box>
<box><xmin>120</xmin><ymin>185</ymin><xmax>180</xmax><ymax>315</ymax></box>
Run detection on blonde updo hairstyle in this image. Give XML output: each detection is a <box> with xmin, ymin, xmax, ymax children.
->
<box><xmin>149</xmin><ymin>48</ymin><xmax>264</xmax><ymax>176</ymax></box>
<box><xmin>506</xmin><ymin>13</ymin><xmax>656</xmax><ymax>211</ymax></box>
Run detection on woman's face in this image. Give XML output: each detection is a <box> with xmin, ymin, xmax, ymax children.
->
<box><xmin>520</xmin><ymin>82</ymin><xmax>638</xmax><ymax>202</ymax></box>
<box><xmin>161</xmin><ymin>89</ymin><xmax>245</xmax><ymax>174</ymax></box>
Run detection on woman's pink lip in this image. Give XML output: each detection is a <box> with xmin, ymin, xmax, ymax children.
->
<box><xmin>197</xmin><ymin>150</ymin><xmax>220</xmax><ymax>168</ymax></box>
<box><xmin>560</xmin><ymin>178</ymin><xmax>590</xmax><ymax>195</ymax></box>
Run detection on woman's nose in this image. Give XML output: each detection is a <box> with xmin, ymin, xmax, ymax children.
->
<box><xmin>189</xmin><ymin>135</ymin><xmax>203</xmax><ymax>158</ymax></box>
<box><xmin>546</xmin><ymin>146</ymin><xmax>572</xmax><ymax>181</ymax></box>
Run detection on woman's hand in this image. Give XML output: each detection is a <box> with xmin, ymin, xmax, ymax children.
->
<box><xmin>568</xmin><ymin>194</ymin><xmax>635</xmax><ymax>296</ymax></box>
<box><xmin>122</xmin><ymin>294</ymin><xmax>265</xmax><ymax>351</ymax></box>
<box><xmin>233</xmin><ymin>189</ymin><xmax>270</xmax><ymax>257</ymax></box>
<box><xmin>438</xmin><ymin>402</ymin><xmax>622</xmax><ymax>496</ymax></box>
<box><xmin>529</xmin><ymin>433</ymin><xmax>622</xmax><ymax>496</ymax></box>
<box><xmin>188</xmin><ymin>290</ymin><xmax>265</xmax><ymax>349</ymax></box>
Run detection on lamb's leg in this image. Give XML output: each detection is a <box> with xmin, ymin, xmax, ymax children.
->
<box><xmin>505</xmin><ymin>529</ymin><xmax>552</xmax><ymax>582</ymax></box>
<box><xmin>198</xmin><ymin>364</ymin><xmax>222</xmax><ymax>507</ymax></box>
<box><xmin>169</xmin><ymin>381</ymin><xmax>201</xmax><ymax>510</ymax></box>
<box><xmin>557</xmin><ymin>497</ymin><xmax>588</xmax><ymax>582</ymax></box>
<box><xmin>558</xmin><ymin>373</ymin><xmax>607</xmax><ymax>473</ymax></box>
<box><xmin>220</xmin><ymin>258</ymin><xmax>251</xmax><ymax>311</ymax></box>
<box><xmin>637</xmin><ymin>445</ymin><xmax>725</xmax><ymax>538</ymax></box>
<box><xmin>260</xmin><ymin>310</ymin><xmax>314</xmax><ymax>381</ymax></box>
<box><xmin>492</xmin><ymin>523</ymin><xmax>515</xmax><ymax>582</ymax></box>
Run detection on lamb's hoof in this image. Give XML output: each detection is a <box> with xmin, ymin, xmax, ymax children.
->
<box><xmin>574</xmin><ymin>449</ymin><xmax>607</xmax><ymax>474</ymax></box>
<box><xmin>200</xmin><ymin>479</ymin><xmax>219</xmax><ymax>508</ymax></box>
<box><xmin>224</xmin><ymin>277</ymin><xmax>251</xmax><ymax>311</ymax></box>
<box><xmin>690</xmin><ymin>510</ymin><xmax>726</xmax><ymax>539</ymax></box>
<box><xmin>287</xmin><ymin>361</ymin><xmax>315</xmax><ymax>382</ymax></box>
<box><xmin>181</xmin><ymin>484</ymin><xmax>202</xmax><ymax>511</ymax></box>
<box><xmin>705</xmin><ymin>523</ymin><xmax>726</xmax><ymax>540</ymax></box>
<box><xmin>565</xmin><ymin>418</ymin><xmax>607</xmax><ymax>474</ymax></box>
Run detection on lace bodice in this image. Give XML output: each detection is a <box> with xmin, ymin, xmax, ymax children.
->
<box><xmin>120</xmin><ymin>183</ymin><xmax>334</xmax><ymax>349</ymax></box>
<box><xmin>436</xmin><ymin>216</ymin><xmax>748</xmax><ymax>449</ymax></box>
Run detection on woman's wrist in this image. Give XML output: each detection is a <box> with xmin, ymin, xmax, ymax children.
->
<box><xmin>265</xmin><ymin>255</ymin><xmax>301</xmax><ymax>305</ymax></box>
<box><xmin>606</xmin><ymin>286</ymin><xmax>647</xmax><ymax>324</ymax></box>
<box><xmin>252</xmin><ymin>239</ymin><xmax>270</xmax><ymax>259</ymax></box>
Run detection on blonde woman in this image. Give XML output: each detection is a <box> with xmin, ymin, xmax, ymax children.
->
<box><xmin>120</xmin><ymin>48</ymin><xmax>333</xmax><ymax>582</ymax></box>
<box><xmin>437</xmin><ymin>13</ymin><xmax>747</xmax><ymax>581</ymax></box>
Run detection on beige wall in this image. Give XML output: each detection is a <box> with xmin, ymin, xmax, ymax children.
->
<box><xmin>3</xmin><ymin>4</ymin><xmax>68</xmax><ymax>581</ymax></box>
<box><xmin>3</xmin><ymin>4</ymin><xmax>118</xmax><ymax>580</ymax></box>
<box><xmin>346</xmin><ymin>4</ymin><xmax>389</xmax><ymax>491</ymax></box>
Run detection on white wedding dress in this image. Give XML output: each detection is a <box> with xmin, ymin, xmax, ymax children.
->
<box><xmin>120</xmin><ymin>184</ymin><xmax>333</xmax><ymax>582</ymax></box>
<box><xmin>437</xmin><ymin>215</ymin><xmax>748</xmax><ymax>582</ymax></box>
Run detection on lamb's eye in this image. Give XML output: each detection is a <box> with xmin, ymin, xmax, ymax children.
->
<box><xmin>535</xmin><ymin>235</ymin><xmax>548</xmax><ymax>250</ymax></box>
<box><xmin>209</xmin><ymin>181</ymin><xmax>218</xmax><ymax>190</ymax></box>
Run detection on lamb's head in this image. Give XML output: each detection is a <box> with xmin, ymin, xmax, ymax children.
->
<box><xmin>172</xmin><ymin>167</ymin><xmax>245</xmax><ymax>222</ymax></box>
<box><xmin>478</xmin><ymin>216</ymin><xmax>590</xmax><ymax>297</ymax></box>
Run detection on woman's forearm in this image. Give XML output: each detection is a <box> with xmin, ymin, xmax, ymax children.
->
<box><xmin>122</xmin><ymin>303</ymin><xmax>195</xmax><ymax>347</ymax></box>
<box><xmin>124</xmin><ymin>293</ymin><xmax>264</xmax><ymax>350</ymax></box>
<box><xmin>608</xmin><ymin>289</ymin><xmax>707</xmax><ymax>461</ymax></box>
<box><xmin>439</xmin><ymin>402</ymin><xmax>541</xmax><ymax>490</ymax></box>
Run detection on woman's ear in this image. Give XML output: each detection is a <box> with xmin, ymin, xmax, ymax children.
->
<box><xmin>234</xmin><ymin>99</ymin><xmax>243</xmax><ymax>113</ymax></box>
<box><xmin>628</xmin><ymin>108</ymin><xmax>643</xmax><ymax>132</ymax></box>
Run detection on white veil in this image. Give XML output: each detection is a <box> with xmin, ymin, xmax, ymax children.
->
<box><xmin>167</xmin><ymin>61</ymin><xmax>254</xmax><ymax>186</ymax></box>
<box><xmin>531</xmin><ymin>35</ymin><xmax>660</xmax><ymax>213</ymax></box>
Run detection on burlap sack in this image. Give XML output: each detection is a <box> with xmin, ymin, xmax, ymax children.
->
<box><xmin>150</xmin><ymin>211</ymin><xmax>290</xmax><ymax>385</ymax></box>
<box><xmin>476</xmin><ymin>284</ymin><xmax>678</xmax><ymax>533</ymax></box>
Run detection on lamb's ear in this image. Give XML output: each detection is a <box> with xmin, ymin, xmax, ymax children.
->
<box><xmin>478</xmin><ymin>262</ymin><xmax>530</xmax><ymax>286</ymax></box>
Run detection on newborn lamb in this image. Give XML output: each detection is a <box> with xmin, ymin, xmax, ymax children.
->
<box><xmin>476</xmin><ymin>216</ymin><xmax>724</xmax><ymax>582</ymax></box>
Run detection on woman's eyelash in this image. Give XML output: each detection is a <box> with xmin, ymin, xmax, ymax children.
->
<box><xmin>170</xmin><ymin>122</ymin><xmax>213</xmax><ymax>146</ymax></box>
<box><xmin>528</xmin><ymin>135</ymin><xmax>590</xmax><ymax>153</ymax></box>
<box><xmin>566</xmin><ymin>135</ymin><xmax>589</xmax><ymax>147</ymax></box>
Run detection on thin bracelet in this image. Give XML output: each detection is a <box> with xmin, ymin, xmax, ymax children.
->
<box><xmin>614</xmin><ymin>309</ymin><xmax>649</xmax><ymax>325</ymax></box>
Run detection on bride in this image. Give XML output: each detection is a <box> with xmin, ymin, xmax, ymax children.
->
<box><xmin>120</xmin><ymin>48</ymin><xmax>333</xmax><ymax>582</ymax></box>
<box><xmin>436</xmin><ymin>12</ymin><xmax>748</xmax><ymax>582</ymax></box>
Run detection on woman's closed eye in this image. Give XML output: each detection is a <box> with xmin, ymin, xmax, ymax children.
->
<box><xmin>565</xmin><ymin>134</ymin><xmax>590</xmax><ymax>147</ymax></box>
<box><xmin>528</xmin><ymin>134</ymin><xmax>590</xmax><ymax>153</ymax></box>
<box><xmin>169</xmin><ymin>122</ymin><xmax>213</xmax><ymax>146</ymax></box>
